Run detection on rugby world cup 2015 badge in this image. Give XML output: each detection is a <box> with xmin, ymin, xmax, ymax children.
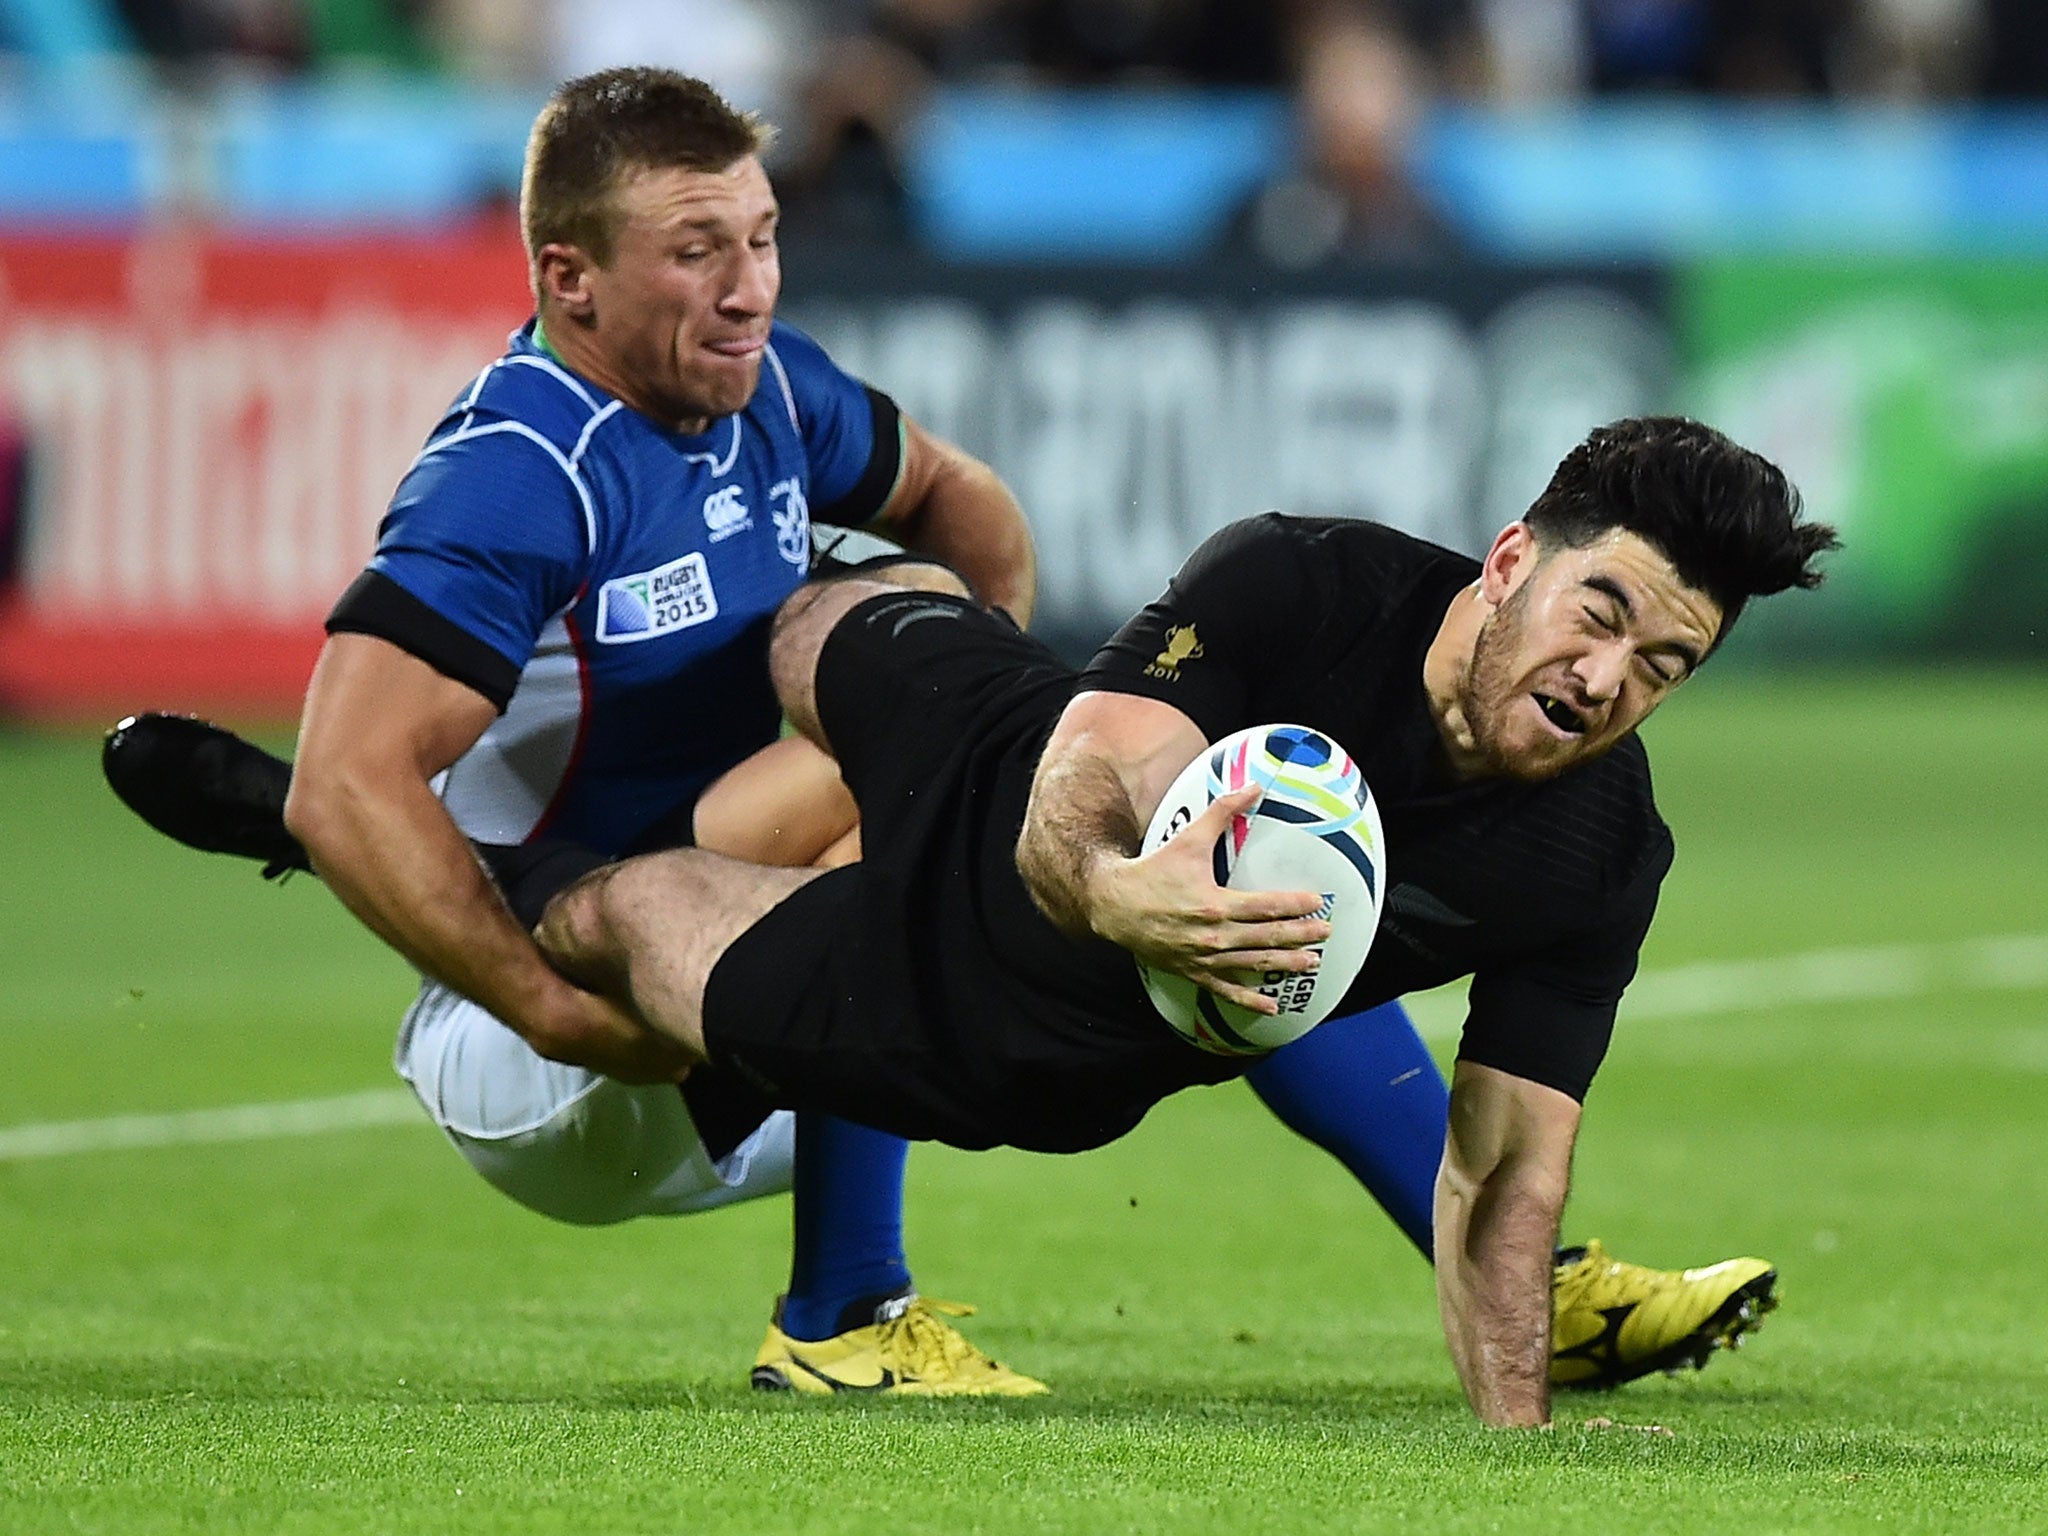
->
<box><xmin>595</xmin><ymin>552</ymin><xmax>719</xmax><ymax>644</ymax></box>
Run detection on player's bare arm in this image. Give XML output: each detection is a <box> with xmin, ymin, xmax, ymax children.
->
<box><xmin>285</xmin><ymin>631</ymin><xmax>692</xmax><ymax>1084</ymax></box>
<box><xmin>870</xmin><ymin>416</ymin><xmax>1037</xmax><ymax>624</ymax></box>
<box><xmin>1435</xmin><ymin>1058</ymin><xmax>1583</xmax><ymax>1427</ymax></box>
<box><xmin>1016</xmin><ymin>689</ymin><xmax>1332</xmax><ymax>1015</ymax></box>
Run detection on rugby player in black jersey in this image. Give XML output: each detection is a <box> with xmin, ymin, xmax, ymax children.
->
<box><xmin>527</xmin><ymin>413</ymin><xmax>1837</xmax><ymax>1426</ymax></box>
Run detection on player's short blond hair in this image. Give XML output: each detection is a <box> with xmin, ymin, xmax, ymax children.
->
<box><xmin>520</xmin><ymin>67</ymin><xmax>772</xmax><ymax>268</ymax></box>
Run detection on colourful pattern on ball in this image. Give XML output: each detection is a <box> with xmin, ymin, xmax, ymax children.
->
<box><xmin>1139</xmin><ymin>721</ymin><xmax>1388</xmax><ymax>1060</ymax></box>
<box><xmin>1207</xmin><ymin>724</ymin><xmax>1375</xmax><ymax>862</ymax></box>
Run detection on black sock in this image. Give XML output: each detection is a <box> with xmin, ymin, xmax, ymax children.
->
<box><xmin>473</xmin><ymin>838</ymin><xmax>612</xmax><ymax>931</ymax></box>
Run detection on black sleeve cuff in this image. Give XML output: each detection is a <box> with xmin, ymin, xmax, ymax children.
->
<box><xmin>814</xmin><ymin>385</ymin><xmax>903</xmax><ymax>527</ymax></box>
<box><xmin>326</xmin><ymin>569</ymin><xmax>521</xmax><ymax>712</ymax></box>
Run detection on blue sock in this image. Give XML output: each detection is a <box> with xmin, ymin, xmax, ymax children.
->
<box><xmin>778</xmin><ymin>1113</ymin><xmax>913</xmax><ymax>1342</ymax></box>
<box><xmin>1245</xmin><ymin>1000</ymin><xmax>1448</xmax><ymax>1258</ymax></box>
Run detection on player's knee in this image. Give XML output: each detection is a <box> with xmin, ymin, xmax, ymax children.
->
<box><xmin>555</xmin><ymin>851</ymin><xmax>716</xmax><ymax>979</ymax></box>
<box><xmin>769</xmin><ymin>582</ymin><xmax>867</xmax><ymax>742</ymax></box>
<box><xmin>533</xmin><ymin>865</ymin><xmax>619</xmax><ymax>981</ymax></box>
<box><xmin>773</xmin><ymin>579</ymin><xmax>863</xmax><ymax>662</ymax></box>
<box><xmin>859</xmin><ymin>557</ymin><xmax>971</xmax><ymax>600</ymax></box>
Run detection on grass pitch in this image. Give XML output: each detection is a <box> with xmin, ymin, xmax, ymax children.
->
<box><xmin>3</xmin><ymin>670</ymin><xmax>2046</xmax><ymax>1534</ymax></box>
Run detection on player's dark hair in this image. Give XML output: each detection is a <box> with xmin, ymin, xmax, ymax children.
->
<box><xmin>521</xmin><ymin>67</ymin><xmax>771</xmax><ymax>266</ymax></box>
<box><xmin>1524</xmin><ymin>416</ymin><xmax>1839</xmax><ymax>645</ymax></box>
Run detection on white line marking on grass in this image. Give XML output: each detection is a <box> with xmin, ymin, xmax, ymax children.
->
<box><xmin>5</xmin><ymin>934</ymin><xmax>2046</xmax><ymax>1162</ymax></box>
<box><xmin>1968</xmin><ymin>934</ymin><xmax>2048</xmax><ymax>990</ymax></box>
<box><xmin>0</xmin><ymin>1089</ymin><xmax>419</xmax><ymax>1162</ymax></box>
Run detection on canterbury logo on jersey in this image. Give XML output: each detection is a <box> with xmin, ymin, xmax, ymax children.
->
<box><xmin>594</xmin><ymin>552</ymin><xmax>720</xmax><ymax>643</ymax></box>
<box><xmin>703</xmin><ymin>484</ymin><xmax>752</xmax><ymax>541</ymax></box>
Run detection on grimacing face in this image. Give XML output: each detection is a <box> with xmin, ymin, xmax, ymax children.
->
<box><xmin>567</xmin><ymin>157</ymin><xmax>781</xmax><ymax>432</ymax></box>
<box><xmin>1456</xmin><ymin>526</ymin><xmax>1723</xmax><ymax>781</ymax></box>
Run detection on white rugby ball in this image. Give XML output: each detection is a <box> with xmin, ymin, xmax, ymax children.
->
<box><xmin>1136</xmin><ymin>723</ymin><xmax>1386</xmax><ymax>1056</ymax></box>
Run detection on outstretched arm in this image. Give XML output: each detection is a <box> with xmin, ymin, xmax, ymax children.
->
<box><xmin>1434</xmin><ymin>1058</ymin><xmax>1582</xmax><ymax>1426</ymax></box>
<box><xmin>1015</xmin><ymin>690</ymin><xmax>1331</xmax><ymax>1016</ymax></box>
<box><xmin>870</xmin><ymin>417</ymin><xmax>1036</xmax><ymax>624</ymax></box>
<box><xmin>284</xmin><ymin>632</ymin><xmax>692</xmax><ymax>1084</ymax></box>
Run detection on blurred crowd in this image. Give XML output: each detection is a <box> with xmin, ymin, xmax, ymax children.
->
<box><xmin>8</xmin><ymin>0</ymin><xmax>2040</xmax><ymax>261</ymax></box>
<box><xmin>43</xmin><ymin>0</ymin><xmax>2037</xmax><ymax>101</ymax></box>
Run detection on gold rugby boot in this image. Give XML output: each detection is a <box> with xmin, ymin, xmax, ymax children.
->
<box><xmin>1551</xmin><ymin>1239</ymin><xmax>1778</xmax><ymax>1389</ymax></box>
<box><xmin>752</xmin><ymin>1291</ymin><xmax>1050</xmax><ymax>1397</ymax></box>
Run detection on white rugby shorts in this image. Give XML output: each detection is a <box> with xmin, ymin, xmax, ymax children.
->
<box><xmin>394</xmin><ymin>980</ymin><xmax>795</xmax><ymax>1225</ymax></box>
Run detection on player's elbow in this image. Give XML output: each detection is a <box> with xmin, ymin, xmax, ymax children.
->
<box><xmin>280</xmin><ymin>753</ymin><xmax>379</xmax><ymax>869</ymax></box>
<box><xmin>281</xmin><ymin>765</ymin><xmax>333</xmax><ymax>855</ymax></box>
<box><xmin>1012</xmin><ymin>814</ymin><xmax>1078</xmax><ymax>937</ymax></box>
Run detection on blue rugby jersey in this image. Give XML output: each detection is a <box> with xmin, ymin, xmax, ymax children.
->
<box><xmin>326</xmin><ymin>319</ymin><xmax>902</xmax><ymax>855</ymax></box>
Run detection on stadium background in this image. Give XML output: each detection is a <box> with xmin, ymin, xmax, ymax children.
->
<box><xmin>0</xmin><ymin>0</ymin><xmax>2043</xmax><ymax>706</ymax></box>
<box><xmin>2</xmin><ymin>4</ymin><xmax>2045</xmax><ymax>1532</ymax></box>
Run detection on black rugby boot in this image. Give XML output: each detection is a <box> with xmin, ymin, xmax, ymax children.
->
<box><xmin>102</xmin><ymin>713</ymin><xmax>311</xmax><ymax>880</ymax></box>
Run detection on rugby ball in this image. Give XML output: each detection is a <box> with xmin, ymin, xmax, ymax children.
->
<box><xmin>1136</xmin><ymin>724</ymin><xmax>1386</xmax><ymax>1056</ymax></box>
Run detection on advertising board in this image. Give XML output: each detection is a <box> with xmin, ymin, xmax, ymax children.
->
<box><xmin>1685</xmin><ymin>257</ymin><xmax>2048</xmax><ymax>655</ymax></box>
<box><xmin>0</xmin><ymin>235</ymin><xmax>1671</xmax><ymax>711</ymax></box>
<box><xmin>787</xmin><ymin>253</ymin><xmax>1672</xmax><ymax>655</ymax></box>
<box><xmin>0</xmin><ymin>227</ymin><xmax>531</xmax><ymax>714</ymax></box>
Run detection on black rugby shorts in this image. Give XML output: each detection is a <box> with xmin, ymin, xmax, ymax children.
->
<box><xmin>809</xmin><ymin>590</ymin><xmax>1065</xmax><ymax>830</ymax></box>
<box><xmin>697</xmin><ymin>591</ymin><xmax>1081</xmax><ymax>1143</ymax></box>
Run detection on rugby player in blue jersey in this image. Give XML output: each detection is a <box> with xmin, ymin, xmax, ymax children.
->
<box><xmin>263</xmin><ymin>66</ymin><xmax>1038</xmax><ymax>1396</ymax></box>
<box><xmin>108</xmin><ymin>69</ymin><xmax>1778</xmax><ymax>1398</ymax></box>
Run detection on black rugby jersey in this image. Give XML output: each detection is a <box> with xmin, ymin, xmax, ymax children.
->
<box><xmin>1078</xmin><ymin>514</ymin><xmax>1674</xmax><ymax>1101</ymax></box>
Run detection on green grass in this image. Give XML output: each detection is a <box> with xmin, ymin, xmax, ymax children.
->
<box><xmin>3</xmin><ymin>671</ymin><xmax>2047</xmax><ymax>1534</ymax></box>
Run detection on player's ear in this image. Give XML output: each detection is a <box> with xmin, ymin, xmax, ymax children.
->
<box><xmin>1478</xmin><ymin>522</ymin><xmax>1540</xmax><ymax>608</ymax></box>
<box><xmin>535</xmin><ymin>242</ymin><xmax>597</xmax><ymax>321</ymax></box>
